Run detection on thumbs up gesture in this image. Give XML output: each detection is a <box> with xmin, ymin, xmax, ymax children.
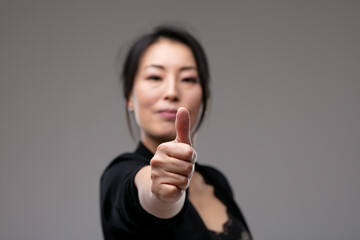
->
<box><xmin>150</xmin><ymin>107</ymin><xmax>197</xmax><ymax>203</ymax></box>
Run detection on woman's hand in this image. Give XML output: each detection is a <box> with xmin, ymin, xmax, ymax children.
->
<box><xmin>150</xmin><ymin>107</ymin><xmax>197</xmax><ymax>203</ymax></box>
<box><xmin>135</xmin><ymin>107</ymin><xmax>197</xmax><ymax>218</ymax></box>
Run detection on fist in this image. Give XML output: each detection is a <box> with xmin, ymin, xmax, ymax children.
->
<box><xmin>150</xmin><ymin>107</ymin><xmax>197</xmax><ymax>203</ymax></box>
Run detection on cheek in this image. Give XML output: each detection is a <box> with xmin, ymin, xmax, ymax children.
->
<box><xmin>132</xmin><ymin>83</ymin><xmax>161</xmax><ymax>125</ymax></box>
<box><xmin>134</xmin><ymin>84</ymin><xmax>157</xmax><ymax>109</ymax></box>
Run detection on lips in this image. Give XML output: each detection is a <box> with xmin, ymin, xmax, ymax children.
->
<box><xmin>158</xmin><ymin>109</ymin><xmax>177</xmax><ymax>119</ymax></box>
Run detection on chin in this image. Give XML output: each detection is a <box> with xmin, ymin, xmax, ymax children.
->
<box><xmin>154</xmin><ymin>130</ymin><xmax>176</xmax><ymax>143</ymax></box>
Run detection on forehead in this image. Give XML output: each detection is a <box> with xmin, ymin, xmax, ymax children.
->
<box><xmin>139</xmin><ymin>38</ymin><xmax>197</xmax><ymax>69</ymax></box>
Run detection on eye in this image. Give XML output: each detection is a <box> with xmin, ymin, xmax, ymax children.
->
<box><xmin>147</xmin><ymin>75</ymin><xmax>162</xmax><ymax>81</ymax></box>
<box><xmin>182</xmin><ymin>77</ymin><xmax>198</xmax><ymax>83</ymax></box>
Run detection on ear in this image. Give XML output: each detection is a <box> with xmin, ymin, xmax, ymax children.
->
<box><xmin>127</xmin><ymin>95</ymin><xmax>134</xmax><ymax>111</ymax></box>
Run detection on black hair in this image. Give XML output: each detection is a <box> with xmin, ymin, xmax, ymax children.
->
<box><xmin>121</xmin><ymin>25</ymin><xmax>210</xmax><ymax>139</ymax></box>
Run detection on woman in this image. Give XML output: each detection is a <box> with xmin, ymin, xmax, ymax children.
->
<box><xmin>100</xmin><ymin>25</ymin><xmax>252</xmax><ymax>240</ymax></box>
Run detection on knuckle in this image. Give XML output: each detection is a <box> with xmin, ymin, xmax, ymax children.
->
<box><xmin>150</xmin><ymin>170</ymin><xmax>159</xmax><ymax>180</ymax></box>
<box><xmin>179</xmin><ymin>176</ymin><xmax>190</xmax><ymax>190</ymax></box>
<box><xmin>150</xmin><ymin>158</ymin><xmax>162</xmax><ymax>168</ymax></box>
<box><xmin>157</xmin><ymin>185</ymin><xmax>182</xmax><ymax>203</ymax></box>
<box><xmin>185</xmin><ymin>163</ymin><xmax>195</xmax><ymax>175</ymax></box>
<box><xmin>184</xmin><ymin>146</ymin><xmax>194</xmax><ymax>159</ymax></box>
<box><xmin>157</xmin><ymin>143</ymin><xmax>168</xmax><ymax>153</ymax></box>
<box><xmin>150</xmin><ymin>182</ymin><xmax>158</xmax><ymax>194</ymax></box>
<box><xmin>192</xmin><ymin>150</ymin><xmax>197</xmax><ymax>163</ymax></box>
<box><xmin>166</xmin><ymin>185</ymin><xmax>181</xmax><ymax>198</ymax></box>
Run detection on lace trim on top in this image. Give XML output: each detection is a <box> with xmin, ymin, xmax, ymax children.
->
<box><xmin>208</xmin><ymin>209</ymin><xmax>251</xmax><ymax>240</ymax></box>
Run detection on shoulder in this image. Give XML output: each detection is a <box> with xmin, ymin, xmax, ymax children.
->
<box><xmin>105</xmin><ymin>151</ymin><xmax>148</xmax><ymax>172</ymax></box>
<box><xmin>100</xmin><ymin>151</ymin><xmax>149</xmax><ymax>186</ymax></box>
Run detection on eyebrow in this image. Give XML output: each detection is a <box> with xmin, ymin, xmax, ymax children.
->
<box><xmin>180</xmin><ymin>66</ymin><xmax>197</xmax><ymax>71</ymax></box>
<box><xmin>146</xmin><ymin>64</ymin><xmax>197</xmax><ymax>71</ymax></box>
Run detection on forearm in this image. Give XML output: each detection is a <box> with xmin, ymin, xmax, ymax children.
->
<box><xmin>134</xmin><ymin>166</ymin><xmax>186</xmax><ymax>219</ymax></box>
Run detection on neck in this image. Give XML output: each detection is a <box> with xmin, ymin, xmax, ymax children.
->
<box><xmin>140</xmin><ymin>133</ymin><xmax>171</xmax><ymax>154</ymax></box>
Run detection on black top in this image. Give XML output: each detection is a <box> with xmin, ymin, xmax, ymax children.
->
<box><xmin>100</xmin><ymin>142</ymin><xmax>252</xmax><ymax>240</ymax></box>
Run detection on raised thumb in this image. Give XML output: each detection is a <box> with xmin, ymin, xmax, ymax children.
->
<box><xmin>175</xmin><ymin>107</ymin><xmax>192</xmax><ymax>146</ymax></box>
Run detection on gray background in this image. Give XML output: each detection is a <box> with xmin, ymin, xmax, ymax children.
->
<box><xmin>1</xmin><ymin>1</ymin><xmax>359</xmax><ymax>239</ymax></box>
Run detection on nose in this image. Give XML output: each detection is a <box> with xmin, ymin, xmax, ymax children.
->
<box><xmin>163</xmin><ymin>78</ymin><xmax>179</xmax><ymax>102</ymax></box>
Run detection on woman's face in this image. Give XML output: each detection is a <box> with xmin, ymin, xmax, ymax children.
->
<box><xmin>128</xmin><ymin>38</ymin><xmax>203</xmax><ymax>145</ymax></box>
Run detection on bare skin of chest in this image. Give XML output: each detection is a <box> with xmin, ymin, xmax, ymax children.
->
<box><xmin>188</xmin><ymin>171</ymin><xmax>228</xmax><ymax>233</ymax></box>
